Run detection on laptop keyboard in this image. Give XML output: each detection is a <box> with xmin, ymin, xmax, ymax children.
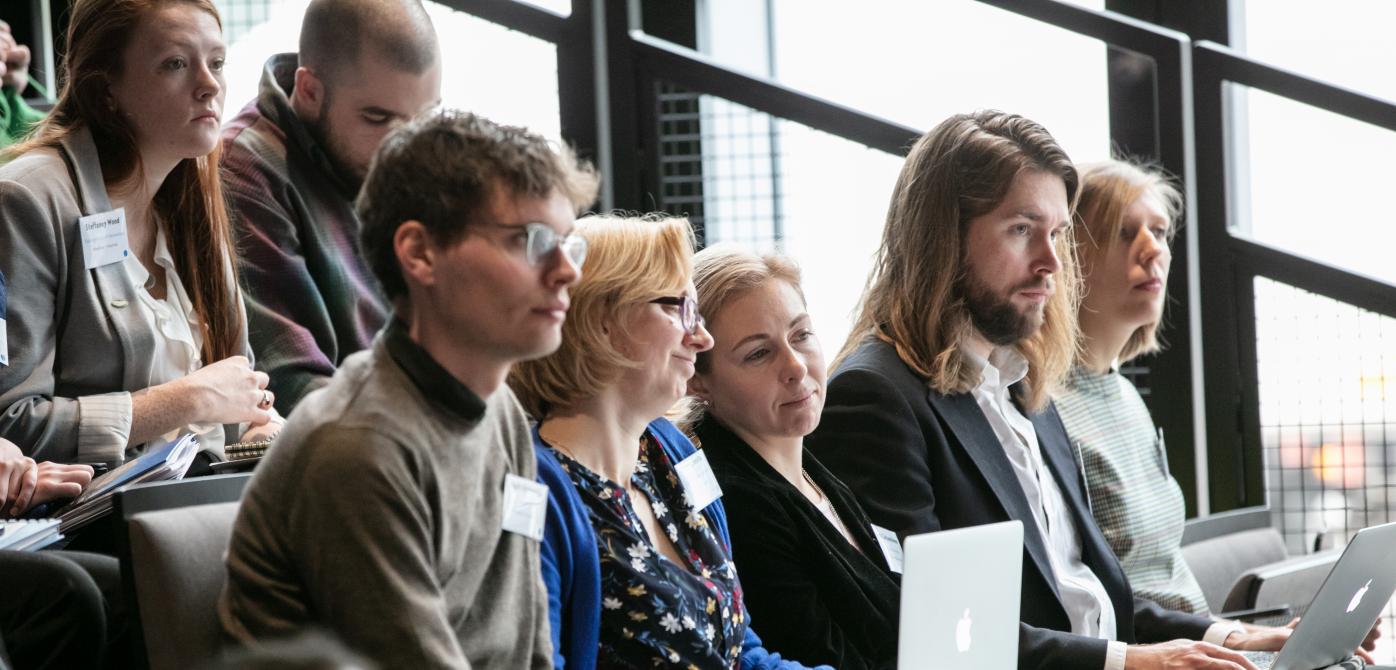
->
<box><xmin>1242</xmin><ymin>651</ymin><xmax>1277</xmax><ymax>670</ymax></box>
<box><xmin>1240</xmin><ymin>652</ymin><xmax>1370</xmax><ymax>670</ymax></box>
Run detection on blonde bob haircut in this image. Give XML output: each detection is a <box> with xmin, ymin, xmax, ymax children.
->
<box><xmin>834</xmin><ymin>110</ymin><xmax>1081</xmax><ymax>412</ymax></box>
<box><xmin>509</xmin><ymin>213</ymin><xmax>696</xmax><ymax>419</ymax></box>
<box><xmin>1075</xmin><ymin>159</ymin><xmax>1183</xmax><ymax>364</ymax></box>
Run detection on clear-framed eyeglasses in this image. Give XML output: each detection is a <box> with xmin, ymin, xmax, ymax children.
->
<box><xmin>650</xmin><ymin>295</ymin><xmax>705</xmax><ymax>334</ymax></box>
<box><xmin>519</xmin><ymin>222</ymin><xmax>588</xmax><ymax>267</ymax></box>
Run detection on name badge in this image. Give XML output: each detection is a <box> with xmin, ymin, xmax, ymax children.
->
<box><xmin>1154</xmin><ymin>427</ymin><xmax>1171</xmax><ymax>478</ymax></box>
<box><xmin>675</xmin><ymin>449</ymin><xmax>723</xmax><ymax>511</ymax></box>
<box><xmin>78</xmin><ymin>208</ymin><xmax>130</xmax><ymax>270</ymax></box>
<box><xmin>871</xmin><ymin>524</ymin><xmax>905</xmax><ymax>574</ymax></box>
<box><xmin>501</xmin><ymin>474</ymin><xmax>549</xmax><ymax>541</ymax></box>
<box><xmin>0</xmin><ymin>269</ymin><xmax>7</xmax><ymax>366</ymax></box>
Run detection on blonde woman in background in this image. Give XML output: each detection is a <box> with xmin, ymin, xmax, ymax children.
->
<box><xmin>511</xmin><ymin>215</ymin><xmax>829</xmax><ymax>670</ymax></box>
<box><xmin>1057</xmin><ymin>158</ymin><xmax>1380</xmax><ymax>659</ymax></box>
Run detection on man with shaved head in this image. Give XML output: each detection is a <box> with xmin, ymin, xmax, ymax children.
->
<box><xmin>221</xmin><ymin>0</ymin><xmax>442</xmax><ymax>415</ymax></box>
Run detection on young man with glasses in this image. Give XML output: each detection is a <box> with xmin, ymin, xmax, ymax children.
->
<box><xmin>219</xmin><ymin>110</ymin><xmax>599</xmax><ymax>669</ymax></box>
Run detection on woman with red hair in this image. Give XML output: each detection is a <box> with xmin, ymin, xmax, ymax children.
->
<box><xmin>0</xmin><ymin>0</ymin><xmax>281</xmax><ymax>473</ymax></box>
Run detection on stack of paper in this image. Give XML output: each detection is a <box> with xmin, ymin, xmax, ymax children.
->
<box><xmin>0</xmin><ymin>518</ymin><xmax>63</xmax><ymax>551</ymax></box>
<box><xmin>55</xmin><ymin>433</ymin><xmax>200</xmax><ymax>533</ymax></box>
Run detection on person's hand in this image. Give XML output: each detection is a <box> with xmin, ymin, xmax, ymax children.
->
<box><xmin>1249</xmin><ymin>617</ymin><xmax>1381</xmax><ymax>662</ymax></box>
<box><xmin>2</xmin><ymin>462</ymin><xmax>95</xmax><ymax>517</ymax></box>
<box><xmin>238</xmin><ymin>417</ymin><xmax>282</xmax><ymax>445</ymax></box>
<box><xmin>1361</xmin><ymin>618</ymin><xmax>1382</xmax><ymax>653</ymax></box>
<box><xmin>19</xmin><ymin>462</ymin><xmax>94</xmax><ymax>514</ymax></box>
<box><xmin>1222</xmin><ymin>619</ymin><xmax>1296</xmax><ymax>652</ymax></box>
<box><xmin>1124</xmin><ymin>639</ymin><xmax>1260</xmax><ymax>669</ymax></box>
<box><xmin>0</xmin><ymin>438</ymin><xmax>37</xmax><ymax>515</ymax></box>
<box><xmin>0</xmin><ymin>439</ymin><xmax>93</xmax><ymax>516</ymax></box>
<box><xmin>0</xmin><ymin>21</ymin><xmax>30</xmax><ymax>94</ymax></box>
<box><xmin>0</xmin><ymin>35</ymin><xmax>10</xmax><ymax>85</ymax></box>
<box><xmin>179</xmin><ymin>356</ymin><xmax>273</xmax><ymax>427</ymax></box>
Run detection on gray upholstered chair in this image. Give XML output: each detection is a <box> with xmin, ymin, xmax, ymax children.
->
<box><xmin>117</xmin><ymin>475</ymin><xmax>250</xmax><ymax>670</ymax></box>
<box><xmin>1181</xmin><ymin>506</ymin><xmax>1339</xmax><ymax>623</ymax></box>
<box><xmin>125</xmin><ymin>501</ymin><xmax>239</xmax><ymax>670</ymax></box>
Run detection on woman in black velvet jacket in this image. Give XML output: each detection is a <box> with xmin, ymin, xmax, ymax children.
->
<box><xmin>685</xmin><ymin>245</ymin><xmax>901</xmax><ymax>670</ymax></box>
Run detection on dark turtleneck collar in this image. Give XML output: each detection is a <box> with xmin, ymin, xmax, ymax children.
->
<box><xmin>384</xmin><ymin>317</ymin><xmax>486</xmax><ymax>423</ymax></box>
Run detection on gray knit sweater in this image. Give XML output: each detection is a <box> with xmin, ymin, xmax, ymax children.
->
<box><xmin>219</xmin><ymin>321</ymin><xmax>551</xmax><ymax>669</ymax></box>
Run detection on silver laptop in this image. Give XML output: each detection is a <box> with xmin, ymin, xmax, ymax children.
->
<box><xmin>1244</xmin><ymin>521</ymin><xmax>1396</xmax><ymax>670</ymax></box>
<box><xmin>898</xmin><ymin>520</ymin><xmax>1022</xmax><ymax>670</ymax></box>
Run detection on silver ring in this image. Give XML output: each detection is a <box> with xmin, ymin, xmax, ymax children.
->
<box><xmin>259</xmin><ymin>390</ymin><xmax>272</xmax><ymax>409</ymax></box>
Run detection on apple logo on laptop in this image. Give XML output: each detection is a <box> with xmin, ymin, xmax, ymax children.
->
<box><xmin>956</xmin><ymin>608</ymin><xmax>973</xmax><ymax>652</ymax></box>
<box><xmin>1347</xmin><ymin>579</ymin><xmax>1373</xmax><ymax>613</ymax></box>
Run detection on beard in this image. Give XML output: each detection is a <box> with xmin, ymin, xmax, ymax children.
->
<box><xmin>302</xmin><ymin>94</ymin><xmax>368</xmax><ymax>193</ymax></box>
<box><xmin>963</xmin><ymin>274</ymin><xmax>1049</xmax><ymax>346</ymax></box>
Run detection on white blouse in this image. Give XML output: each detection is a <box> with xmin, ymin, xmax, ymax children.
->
<box><xmin>121</xmin><ymin>223</ymin><xmax>226</xmax><ymax>455</ymax></box>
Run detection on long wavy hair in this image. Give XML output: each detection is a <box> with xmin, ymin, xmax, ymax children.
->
<box><xmin>834</xmin><ymin>110</ymin><xmax>1081</xmax><ymax>411</ymax></box>
<box><xmin>13</xmin><ymin>0</ymin><xmax>242</xmax><ymax>362</ymax></box>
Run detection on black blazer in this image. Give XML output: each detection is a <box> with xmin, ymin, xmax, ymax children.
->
<box><xmin>805</xmin><ymin>338</ymin><xmax>1213</xmax><ymax>670</ymax></box>
<box><xmin>694</xmin><ymin>417</ymin><xmax>901</xmax><ymax>670</ymax></box>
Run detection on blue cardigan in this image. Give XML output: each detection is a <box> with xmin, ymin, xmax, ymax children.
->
<box><xmin>535</xmin><ymin>418</ymin><xmax>831</xmax><ymax>670</ymax></box>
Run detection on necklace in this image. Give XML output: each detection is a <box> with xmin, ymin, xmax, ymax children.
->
<box><xmin>804</xmin><ymin>468</ymin><xmax>856</xmax><ymax>542</ymax></box>
<box><xmin>541</xmin><ymin>425</ymin><xmax>641</xmax><ymax>497</ymax></box>
<box><xmin>801</xmin><ymin>468</ymin><xmax>827</xmax><ymax>504</ymax></box>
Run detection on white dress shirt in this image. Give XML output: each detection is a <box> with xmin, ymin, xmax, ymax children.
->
<box><xmin>963</xmin><ymin>341</ymin><xmax>1240</xmax><ymax>670</ymax></box>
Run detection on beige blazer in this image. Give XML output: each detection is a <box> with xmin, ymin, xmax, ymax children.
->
<box><xmin>0</xmin><ymin>126</ymin><xmax>251</xmax><ymax>465</ymax></box>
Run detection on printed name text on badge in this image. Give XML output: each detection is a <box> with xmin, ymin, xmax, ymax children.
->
<box><xmin>79</xmin><ymin>208</ymin><xmax>130</xmax><ymax>270</ymax></box>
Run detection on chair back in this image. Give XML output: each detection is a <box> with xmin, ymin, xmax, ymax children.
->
<box><xmin>1223</xmin><ymin>550</ymin><xmax>1343</xmax><ymax>618</ymax></box>
<box><xmin>126</xmin><ymin>501</ymin><xmax>239</xmax><ymax>670</ymax></box>
<box><xmin>1181</xmin><ymin>507</ymin><xmax>1289</xmax><ymax>613</ymax></box>
<box><xmin>116</xmin><ymin>474</ymin><xmax>251</xmax><ymax>670</ymax></box>
<box><xmin>116</xmin><ymin>473</ymin><xmax>251</xmax><ymax>519</ymax></box>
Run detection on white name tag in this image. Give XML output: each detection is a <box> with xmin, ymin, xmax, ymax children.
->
<box><xmin>0</xmin><ymin>270</ymin><xmax>7</xmax><ymax>366</ymax></box>
<box><xmin>501</xmin><ymin>474</ymin><xmax>549</xmax><ymax>541</ymax></box>
<box><xmin>675</xmin><ymin>449</ymin><xmax>722</xmax><ymax>511</ymax></box>
<box><xmin>871</xmin><ymin>524</ymin><xmax>905</xmax><ymax>574</ymax></box>
<box><xmin>78</xmin><ymin>208</ymin><xmax>130</xmax><ymax>270</ymax></box>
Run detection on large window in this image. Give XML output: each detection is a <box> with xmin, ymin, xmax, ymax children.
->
<box><xmin>1230</xmin><ymin>87</ymin><xmax>1396</xmax><ymax>285</ymax></box>
<box><xmin>1236</xmin><ymin>3</ymin><xmax>1396</xmax><ymax>659</ymax></box>
<box><xmin>1241</xmin><ymin>1</ymin><xmax>1396</xmax><ymax>101</ymax></box>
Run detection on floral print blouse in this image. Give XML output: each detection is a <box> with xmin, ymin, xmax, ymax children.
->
<box><xmin>549</xmin><ymin>432</ymin><xmax>747</xmax><ymax>668</ymax></box>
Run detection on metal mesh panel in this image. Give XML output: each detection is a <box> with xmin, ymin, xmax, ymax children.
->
<box><xmin>698</xmin><ymin>95</ymin><xmax>782</xmax><ymax>252</ymax></box>
<box><xmin>651</xmin><ymin>83</ymin><xmax>903</xmax><ymax>355</ymax></box>
<box><xmin>1256</xmin><ymin>276</ymin><xmax>1396</xmax><ymax>660</ymax></box>
<box><xmin>653</xmin><ymin>85</ymin><xmax>784</xmax><ymax>253</ymax></box>
<box><xmin>657</xmin><ymin>84</ymin><xmax>707</xmax><ymax>241</ymax></box>
<box><xmin>213</xmin><ymin>0</ymin><xmax>274</xmax><ymax>44</ymax></box>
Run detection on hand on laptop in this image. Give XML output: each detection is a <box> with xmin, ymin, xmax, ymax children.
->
<box><xmin>1123</xmin><ymin>639</ymin><xmax>1260</xmax><ymax>670</ymax></box>
<box><xmin>1221</xmin><ymin>619</ymin><xmax>1296</xmax><ymax>652</ymax></box>
<box><xmin>1359</xmin><ymin>619</ymin><xmax>1382</xmax><ymax>659</ymax></box>
<box><xmin>1225</xmin><ymin>617</ymin><xmax>1382</xmax><ymax>664</ymax></box>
